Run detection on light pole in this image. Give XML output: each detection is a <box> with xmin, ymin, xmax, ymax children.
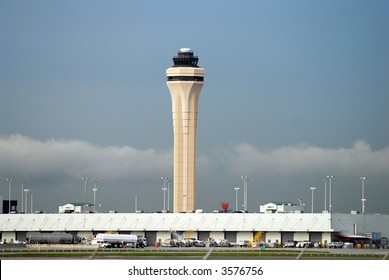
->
<box><xmin>81</xmin><ymin>177</ymin><xmax>89</xmax><ymax>210</ymax></box>
<box><xmin>234</xmin><ymin>187</ymin><xmax>240</xmax><ymax>211</ymax></box>
<box><xmin>134</xmin><ymin>193</ymin><xmax>138</xmax><ymax>212</ymax></box>
<box><xmin>162</xmin><ymin>186</ymin><xmax>167</xmax><ymax>212</ymax></box>
<box><xmin>161</xmin><ymin>177</ymin><xmax>168</xmax><ymax>213</ymax></box>
<box><xmin>327</xmin><ymin>175</ymin><xmax>334</xmax><ymax>213</ymax></box>
<box><xmin>241</xmin><ymin>176</ymin><xmax>249</xmax><ymax>212</ymax></box>
<box><xmin>167</xmin><ymin>178</ymin><xmax>171</xmax><ymax>212</ymax></box>
<box><xmin>30</xmin><ymin>191</ymin><xmax>34</xmax><ymax>213</ymax></box>
<box><xmin>310</xmin><ymin>186</ymin><xmax>316</xmax><ymax>213</ymax></box>
<box><xmin>323</xmin><ymin>178</ymin><xmax>327</xmax><ymax>212</ymax></box>
<box><xmin>20</xmin><ymin>181</ymin><xmax>25</xmax><ymax>213</ymax></box>
<box><xmin>6</xmin><ymin>178</ymin><xmax>13</xmax><ymax>213</ymax></box>
<box><xmin>24</xmin><ymin>188</ymin><xmax>29</xmax><ymax>214</ymax></box>
<box><xmin>93</xmin><ymin>181</ymin><xmax>98</xmax><ymax>213</ymax></box>
<box><xmin>360</xmin><ymin>176</ymin><xmax>366</xmax><ymax>215</ymax></box>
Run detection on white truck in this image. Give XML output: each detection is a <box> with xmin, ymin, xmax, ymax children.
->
<box><xmin>91</xmin><ymin>233</ymin><xmax>146</xmax><ymax>248</ymax></box>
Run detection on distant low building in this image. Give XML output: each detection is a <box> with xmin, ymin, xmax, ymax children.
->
<box><xmin>59</xmin><ymin>203</ymin><xmax>93</xmax><ymax>214</ymax></box>
<box><xmin>260</xmin><ymin>202</ymin><xmax>304</xmax><ymax>213</ymax></box>
<box><xmin>2</xmin><ymin>199</ymin><xmax>18</xmax><ymax>214</ymax></box>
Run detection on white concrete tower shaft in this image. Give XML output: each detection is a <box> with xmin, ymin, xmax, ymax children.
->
<box><xmin>166</xmin><ymin>48</ymin><xmax>205</xmax><ymax>213</ymax></box>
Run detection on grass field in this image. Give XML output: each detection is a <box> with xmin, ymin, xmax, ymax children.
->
<box><xmin>1</xmin><ymin>247</ymin><xmax>388</xmax><ymax>259</ymax></box>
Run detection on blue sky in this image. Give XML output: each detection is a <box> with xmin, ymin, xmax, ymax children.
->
<box><xmin>1</xmin><ymin>0</ymin><xmax>388</xmax><ymax>214</ymax></box>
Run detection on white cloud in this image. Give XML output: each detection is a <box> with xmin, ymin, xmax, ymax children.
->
<box><xmin>0</xmin><ymin>134</ymin><xmax>173</xmax><ymax>180</ymax></box>
<box><xmin>223</xmin><ymin>140</ymin><xmax>389</xmax><ymax>177</ymax></box>
<box><xmin>2</xmin><ymin>134</ymin><xmax>388</xmax><ymax>182</ymax></box>
<box><xmin>1</xmin><ymin>134</ymin><xmax>388</xmax><ymax>213</ymax></box>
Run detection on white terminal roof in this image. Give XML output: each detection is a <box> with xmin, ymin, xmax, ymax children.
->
<box><xmin>0</xmin><ymin>212</ymin><xmax>333</xmax><ymax>232</ymax></box>
<box><xmin>2</xmin><ymin>213</ymin><xmax>389</xmax><ymax>237</ymax></box>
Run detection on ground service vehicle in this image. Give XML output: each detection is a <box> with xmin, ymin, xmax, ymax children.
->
<box><xmin>283</xmin><ymin>241</ymin><xmax>297</xmax><ymax>248</ymax></box>
<box><xmin>27</xmin><ymin>232</ymin><xmax>80</xmax><ymax>244</ymax></box>
<box><xmin>91</xmin><ymin>233</ymin><xmax>146</xmax><ymax>248</ymax></box>
<box><xmin>209</xmin><ymin>239</ymin><xmax>233</xmax><ymax>247</ymax></box>
<box><xmin>239</xmin><ymin>240</ymin><xmax>250</xmax><ymax>247</ymax></box>
<box><xmin>328</xmin><ymin>241</ymin><xmax>344</xmax><ymax>248</ymax></box>
<box><xmin>380</xmin><ymin>237</ymin><xmax>388</xmax><ymax>249</ymax></box>
<box><xmin>295</xmin><ymin>241</ymin><xmax>311</xmax><ymax>248</ymax></box>
<box><xmin>91</xmin><ymin>240</ymin><xmax>112</xmax><ymax>248</ymax></box>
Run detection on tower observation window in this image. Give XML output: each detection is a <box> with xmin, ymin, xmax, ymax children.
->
<box><xmin>167</xmin><ymin>76</ymin><xmax>204</xmax><ymax>82</ymax></box>
<box><xmin>173</xmin><ymin>59</ymin><xmax>198</xmax><ymax>67</ymax></box>
<box><xmin>171</xmin><ymin>49</ymin><xmax>200</xmax><ymax>67</ymax></box>
<box><xmin>172</xmin><ymin>55</ymin><xmax>199</xmax><ymax>67</ymax></box>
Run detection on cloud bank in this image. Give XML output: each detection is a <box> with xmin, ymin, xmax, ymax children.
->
<box><xmin>0</xmin><ymin>134</ymin><xmax>173</xmax><ymax>179</ymax></box>
<box><xmin>0</xmin><ymin>134</ymin><xmax>388</xmax><ymax>213</ymax></box>
<box><xmin>222</xmin><ymin>140</ymin><xmax>389</xmax><ymax>177</ymax></box>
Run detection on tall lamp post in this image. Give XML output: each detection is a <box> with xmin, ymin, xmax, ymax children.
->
<box><xmin>241</xmin><ymin>176</ymin><xmax>249</xmax><ymax>212</ymax></box>
<box><xmin>6</xmin><ymin>178</ymin><xmax>13</xmax><ymax>213</ymax></box>
<box><xmin>162</xmin><ymin>186</ymin><xmax>167</xmax><ymax>212</ymax></box>
<box><xmin>20</xmin><ymin>181</ymin><xmax>25</xmax><ymax>213</ymax></box>
<box><xmin>234</xmin><ymin>187</ymin><xmax>240</xmax><ymax>211</ymax></box>
<box><xmin>360</xmin><ymin>176</ymin><xmax>367</xmax><ymax>215</ymax></box>
<box><xmin>81</xmin><ymin>177</ymin><xmax>89</xmax><ymax>210</ymax></box>
<box><xmin>24</xmin><ymin>188</ymin><xmax>29</xmax><ymax>214</ymax></box>
<box><xmin>327</xmin><ymin>175</ymin><xmax>334</xmax><ymax>213</ymax></box>
<box><xmin>30</xmin><ymin>191</ymin><xmax>34</xmax><ymax>213</ymax></box>
<box><xmin>167</xmin><ymin>178</ymin><xmax>171</xmax><ymax>212</ymax></box>
<box><xmin>161</xmin><ymin>177</ymin><xmax>168</xmax><ymax>213</ymax></box>
<box><xmin>310</xmin><ymin>186</ymin><xmax>316</xmax><ymax>213</ymax></box>
<box><xmin>323</xmin><ymin>178</ymin><xmax>327</xmax><ymax>212</ymax></box>
<box><xmin>134</xmin><ymin>193</ymin><xmax>138</xmax><ymax>212</ymax></box>
<box><xmin>93</xmin><ymin>181</ymin><xmax>98</xmax><ymax>213</ymax></box>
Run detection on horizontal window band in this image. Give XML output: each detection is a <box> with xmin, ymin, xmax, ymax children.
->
<box><xmin>167</xmin><ymin>76</ymin><xmax>204</xmax><ymax>82</ymax></box>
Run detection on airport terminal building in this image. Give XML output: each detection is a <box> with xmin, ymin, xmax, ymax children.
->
<box><xmin>1</xmin><ymin>211</ymin><xmax>388</xmax><ymax>247</ymax></box>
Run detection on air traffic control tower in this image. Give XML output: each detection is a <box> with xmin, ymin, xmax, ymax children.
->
<box><xmin>166</xmin><ymin>48</ymin><xmax>205</xmax><ymax>213</ymax></box>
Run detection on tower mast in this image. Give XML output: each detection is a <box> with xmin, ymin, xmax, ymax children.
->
<box><xmin>166</xmin><ymin>48</ymin><xmax>205</xmax><ymax>213</ymax></box>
